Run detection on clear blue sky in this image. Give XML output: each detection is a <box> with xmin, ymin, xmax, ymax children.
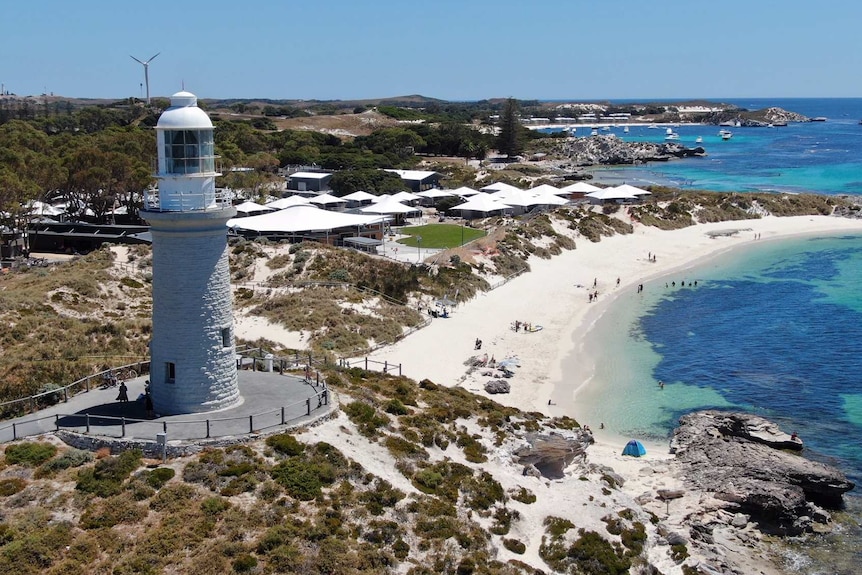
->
<box><xmin>2</xmin><ymin>0</ymin><xmax>861</xmax><ymax>101</ymax></box>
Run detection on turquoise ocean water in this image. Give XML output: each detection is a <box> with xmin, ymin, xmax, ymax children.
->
<box><xmin>559</xmin><ymin>99</ymin><xmax>862</xmax><ymax>573</ymax></box>
<box><xmin>544</xmin><ymin>98</ymin><xmax>862</xmax><ymax>195</ymax></box>
<box><xmin>573</xmin><ymin>235</ymin><xmax>862</xmax><ymax>574</ymax></box>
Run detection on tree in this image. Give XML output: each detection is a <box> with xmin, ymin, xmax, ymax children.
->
<box><xmin>496</xmin><ymin>98</ymin><xmax>523</xmax><ymax>157</ymax></box>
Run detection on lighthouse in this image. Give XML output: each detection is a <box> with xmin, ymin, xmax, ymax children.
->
<box><xmin>142</xmin><ymin>91</ymin><xmax>240</xmax><ymax>415</ymax></box>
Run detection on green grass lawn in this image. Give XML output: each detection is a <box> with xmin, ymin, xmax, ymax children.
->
<box><xmin>396</xmin><ymin>224</ymin><xmax>486</xmax><ymax>248</ymax></box>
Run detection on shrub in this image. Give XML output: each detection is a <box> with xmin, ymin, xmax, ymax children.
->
<box><xmin>456</xmin><ymin>432</ymin><xmax>487</xmax><ymax>463</ymax></box>
<box><xmin>509</xmin><ymin>486</ymin><xmax>536</xmax><ymax>504</ymax></box>
<box><xmin>544</xmin><ymin>516</ymin><xmax>574</xmax><ymax>538</ymax></box>
<box><xmin>76</xmin><ymin>449</ymin><xmax>142</xmax><ymax>497</ymax></box>
<box><xmin>503</xmin><ymin>538</ymin><xmax>526</xmax><ymax>554</ymax></box>
<box><xmin>270</xmin><ymin>458</ymin><xmax>334</xmax><ymax>500</ymax></box>
<box><xmin>359</xmin><ymin>479</ymin><xmax>405</xmax><ymax>515</ymax></box>
<box><xmin>35</xmin><ymin>448</ymin><xmax>93</xmax><ymax>477</ymax></box>
<box><xmin>490</xmin><ymin>507</ymin><xmax>515</xmax><ymax>535</ymax></box>
<box><xmin>385</xmin><ymin>398</ymin><xmax>409</xmax><ymax>415</ymax></box>
<box><xmin>393</xmin><ymin>538</ymin><xmax>409</xmax><ymax>559</ymax></box>
<box><xmin>414</xmin><ymin>469</ymin><xmax>444</xmax><ymax>492</ymax></box>
<box><xmin>671</xmin><ymin>542</ymin><xmax>689</xmax><ymax>562</ymax></box>
<box><xmin>0</xmin><ymin>477</ymin><xmax>26</xmax><ymax>496</ymax></box>
<box><xmin>462</xmin><ymin>471</ymin><xmax>505</xmax><ymax>511</ymax></box>
<box><xmin>384</xmin><ymin>435</ymin><xmax>427</xmax><ymax>460</ymax></box>
<box><xmin>232</xmin><ymin>554</ymin><xmax>258</xmax><ymax>572</ymax></box>
<box><xmin>343</xmin><ymin>401</ymin><xmax>390</xmax><ymax>437</ymax></box>
<box><xmin>620</xmin><ymin>521</ymin><xmax>646</xmax><ymax>555</ymax></box>
<box><xmin>201</xmin><ymin>496</ymin><xmax>231</xmax><ymax>516</ymax></box>
<box><xmin>80</xmin><ymin>495</ymin><xmax>148</xmax><ymax>529</ymax></box>
<box><xmin>567</xmin><ymin>529</ymin><xmax>631</xmax><ymax>575</ymax></box>
<box><xmin>144</xmin><ymin>467</ymin><xmax>175</xmax><ymax>489</ymax></box>
<box><xmin>266</xmin><ymin>433</ymin><xmax>305</xmax><ymax>457</ymax></box>
<box><xmin>4</xmin><ymin>442</ymin><xmax>58</xmax><ymax>466</ymax></box>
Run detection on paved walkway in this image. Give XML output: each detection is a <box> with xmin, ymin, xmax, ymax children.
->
<box><xmin>0</xmin><ymin>371</ymin><xmax>331</xmax><ymax>445</ymax></box>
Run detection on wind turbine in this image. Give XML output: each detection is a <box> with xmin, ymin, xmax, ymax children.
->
<box><xmin>130</xmin><ymin>52</ymin><xmax>160</xmax><ymax>105</ymax></box>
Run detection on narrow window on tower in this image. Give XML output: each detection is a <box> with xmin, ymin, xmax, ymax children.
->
<box><xmin>166</xmin><ymin>362</ymin><xmax>176</xmax><ymax>383</ymax></box>
<box><xmin>221</xmin><ymin>327</ymin><xmax>231</xmax><ymax>348</ymax></box>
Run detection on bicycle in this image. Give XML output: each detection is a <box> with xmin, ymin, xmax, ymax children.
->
<box><xmin>116</xmin><ymin>368</ymin><xmax>138</xmax><ymax>381</ymax></box>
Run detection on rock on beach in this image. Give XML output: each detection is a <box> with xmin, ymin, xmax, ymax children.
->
<box><xmin>670</xmin><ymin>410</ymin><xmax>855</xmax><ymax>535</ymax></box>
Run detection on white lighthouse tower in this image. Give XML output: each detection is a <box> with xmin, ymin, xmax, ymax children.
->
<box><xmin>142</xmin><ymin>91</ymin><xmax>240</xmax><ymax>415</ymax></box>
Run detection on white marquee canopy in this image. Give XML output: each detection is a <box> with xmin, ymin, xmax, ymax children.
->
<box><xmin>228</xmin><ymin>204</ymin><xmax>384</xmax><ymax>233</ymax></box>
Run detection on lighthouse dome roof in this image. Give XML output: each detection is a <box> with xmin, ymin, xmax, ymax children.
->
<box><xmin>157</xmin><ymin>91</ymin><xmax>213</xmax><ymax>130</ymax></box>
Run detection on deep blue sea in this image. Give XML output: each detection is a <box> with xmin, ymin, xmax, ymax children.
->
<box><xmin>574</xmin><ymin>234</ymin><xmax>862</xmax><ymax>573</ymax></box>
<box><xmin>542</xmin><ymin>97</ymin><xmax>862</xmax><ymax>194</ymax></box>
<box><xmin>563</xmin><ymin>100</ymin><xmax>862</xmax><ymax>573</ymax></box>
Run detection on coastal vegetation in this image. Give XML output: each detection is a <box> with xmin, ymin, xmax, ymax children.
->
<box><xmin>0</xmin><ymin>364</ymin><xmax>638</xmax><ymax>575</ymax></box>
<box><xmin>1</xmin><ymin>188</ymin><xmax>856</xmax><ymax>405</ymax></box>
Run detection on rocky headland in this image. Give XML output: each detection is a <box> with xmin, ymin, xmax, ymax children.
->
<box><xmin>701</xmin><ymin>106</ymin><xmax>810</xmax><ymax>127</ymax></box>
<box><xmin>549</xmin><ymin>134</ymin><xmax>706</xmax><ymax>166</ymax></box>
<box><xmin>670</xmin><ymin>411</ymin><xmax>855</xmax><ymax>536</ymax></box>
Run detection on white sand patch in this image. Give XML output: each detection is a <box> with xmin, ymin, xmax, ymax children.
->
<box><xmin>234</xmin><ymin>311</ymin><xmax>306</xmax><ymax>350</ymax></box>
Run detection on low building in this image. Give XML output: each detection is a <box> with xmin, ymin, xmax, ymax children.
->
<box><xmin>287</xmin><ymin>171</ymin><xmax>333</xmax><ymax>193</ymax></box>
<box><xmin>383</xmin><ymin>169</ymin><xmax>441</xmax><ymax>192</ymax></box>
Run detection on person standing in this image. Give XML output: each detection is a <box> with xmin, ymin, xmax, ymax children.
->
<box><xmin>116</xmin><ymin>381</ymin><xmax>129</xmax><ymax>402</ymax></box>
<box><xmin>144</xmin><ymin>391</ymin><xmax>155</xmax><ymax>418</ymax></box>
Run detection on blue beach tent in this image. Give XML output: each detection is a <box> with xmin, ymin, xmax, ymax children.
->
<box><xmin>622</xmin><ymin>439</ymin><xmax>647</xmax><ymax>457</ymax></box>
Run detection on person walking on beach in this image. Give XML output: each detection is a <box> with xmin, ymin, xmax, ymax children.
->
<box><xmin>593</xmin><ymin>278</ymin><xmax>597</xmax><ymax>288</ymax></box>
<box><xmin>116</xmin><ymin>381</ymin><xmax>129</xmax><ymax>402</ymax></box>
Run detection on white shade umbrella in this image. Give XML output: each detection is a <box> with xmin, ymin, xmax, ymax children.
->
<box><xmin>529</xmin><ymin>184</ymin><xmax>561</xmax><ymax>195</ymax></box>
<box><xmin>451</xmin><ymin>192</ymin><xmax>511</xmax><ymax>213</ymax></box>
<box><xmin>586</xmin><ymin>188</ymin><xmax>638</xmax><ymax>201</ymax></box>
<box><xmin>228</xmin><ymin>204</ymin><xmax>384</xmax><ymax>233</ymax></box>
<box><xmin>308</xmin><ymin>193</ymin><xmax>348</xmax><ymax>206</ymax></box>
<box><xmin>359</xmin><ymin>197</ymin><xmax>420</xmax><ymax>215</ymax></box>
<box><xmin>342</xmin><ymin>190</ymin><xmax>377</xmax><ymax>202</ymax></box>
<box><xmin>234</xmin><ymin>201</ymin><xmax>275</xmax><ymax>215</ymax></box>
<box><xmin>480</xmin><ymin>182</ymin><xmax>522</xmax><ymax>194</ymax></box>
<box><xmin>417</xmin><ymin>189</ymin><xmax>455</xmax><ymax>199</ymax></box>
<box><xmin>559</xmin><ymin>182</ymin><xmax>602</xmax><ymax>194</ymax></box>
<box><xmin>390</xmin><ymin>191</ymin><xmax>422</xmax><ymax>203</ymax></box>
<box><xmin>532</xmin><ymin>192</ymin><xmax>569</xmax><ymax>206</ymax></box>
<box><xmin>449</xmin><ymin>186</ymin><xmax>480</xmax><ymax>197</ymax></box>
<box><xmin>267</xmin><ymin>196</ymin><xmax>311</xmax><ymax>210</ymax></box>
<box><xmin>611</xmin><ymin>183</ymin><xmax>652</xmax><ymax>196</ymax></box>
<box><xmin>488</xmin><ymin>188</ymin><xmax>540</xmax><ymax>207</ymax></box>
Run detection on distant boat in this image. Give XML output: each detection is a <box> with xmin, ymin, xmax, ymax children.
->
<box><xmin>601</xmin><ymin>126</ymin><xmax>611</xmax><ymax>131</ymax></box>
<box><xmin>812</xmin><ymin>117</ymin><xmax>827</xmax><ymax>122</ymax></box>
<box><xmin>719</xmin><ymin>130</ymin><xmax>733</xmax><ymax>140</ymax></box>
<box><xmin>695</xmin><ymin>136</ymin><xmax>703</xmax><ymax>144</ymax></box>
<box><xmin>648</xmin><ymin>124</ymin><xmax>659</xmax><ymax>129</ymax></box>
<box><xmin>590</xmin><ymin>128</ymin><xmax>598</xmax><ymax>136</ymax></box>
<box><xmin>665</xmin><ymin>127</ymin><xmax>680</xmax><ymax>141</ymax></box>
<box><xmin>623</xmin><ymin>126</ymin><xmax>630</xmax><ymax>133</ymax></box>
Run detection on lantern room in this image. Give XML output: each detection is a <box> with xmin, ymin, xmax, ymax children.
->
<box><xmin>152</xmin><ymin>91</ymin><xmax>220</xmax><ymax>211</ymax></box>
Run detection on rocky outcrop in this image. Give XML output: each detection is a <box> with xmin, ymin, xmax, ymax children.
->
<box><xmin>670</xmin><ymin>411</ymin><xmax>855</xmax><ymax>535</ymax></box>
<box><xmin>484</xmin><ymin>379</ymin><xmax>510</xmax><ymax>394</ymax></box>
<box><xmin>550</xmin><ymin>135</ymin><xmax>706</xmax><ymax>166</ymax></box>
<box><xmin>514</xmin><ymin>431</ymin><xmax>593</xmax><ymax>479</ymax></box>
<box><xmin>702</xmin><ymin>106</ymin><xmax>810</xmax><ymax>126</ymax></box>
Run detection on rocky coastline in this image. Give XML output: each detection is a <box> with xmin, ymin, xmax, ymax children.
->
<box><xmin>549</xmin><ymin>134</ymin><xmax>706</xmax><ymax>167</ymax></box>
<box><xmin>670</xmin><ymin>411</ymin><xmax>855</xmax><ymax>536</ymax></box>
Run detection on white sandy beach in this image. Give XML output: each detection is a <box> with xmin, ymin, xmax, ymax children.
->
<box><xmin>361</xmin><ymin>215</ymin><xmax>862</xmax><ymax>430</ymax></box>
<box><xmin>235</xmin><ymin>214</ymin><xmax>862</xmax><ymax>574</ymax></box>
